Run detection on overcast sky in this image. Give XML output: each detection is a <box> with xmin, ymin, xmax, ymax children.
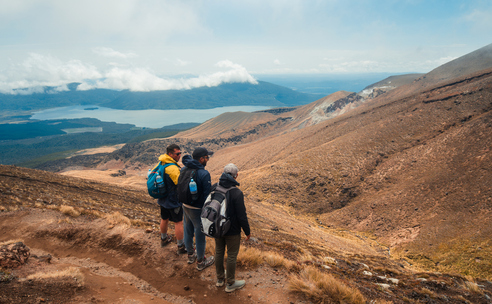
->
<box><xmin>0</xmin><ymin>0</ymin><xmax>491</xmax><ymax>94</ymax></box>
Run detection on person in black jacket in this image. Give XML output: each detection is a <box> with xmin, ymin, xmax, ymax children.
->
<box><xmin>180</xmin><ymin>147</ymin><xmax>215</xmax><ymax>271</ymax></box>
<box><xmin>214</xmin><ymin>163</ymin><xmax>251</xmax><ymax>292</ymax></box>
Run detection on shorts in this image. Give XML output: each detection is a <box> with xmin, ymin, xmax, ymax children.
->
<box><xmin>160</xmin><ymin>206</ymin><xmax>183</xmax><ymax>223</ymax></box>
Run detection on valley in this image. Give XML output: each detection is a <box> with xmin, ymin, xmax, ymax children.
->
<box><xmin>1</xmin><ymin>43</ymin><xmax>492</xmax><ymax>303</ymax></box>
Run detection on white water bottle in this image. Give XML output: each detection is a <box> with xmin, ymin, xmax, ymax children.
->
<box><xmin>156</xmin><ymin>175</ymin><xmax>164</xmax><ymax>192</ymax></box>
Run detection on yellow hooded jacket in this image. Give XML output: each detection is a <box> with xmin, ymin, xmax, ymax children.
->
<box><xmin>155</xmin><ymin>154</ymin><xmax>181</xmax><ymax>208</ymax></box>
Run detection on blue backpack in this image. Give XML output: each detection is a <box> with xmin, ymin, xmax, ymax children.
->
<box><xmin>147</xmin><ymin>162</ymin><xmax>177</xmax><ymax>199</ymax></box>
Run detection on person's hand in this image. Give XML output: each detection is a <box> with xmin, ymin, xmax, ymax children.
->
<box><xmin>245</xmin><ymin>234</ymin><xmax>251</xmax><ymax>241</ymax></box>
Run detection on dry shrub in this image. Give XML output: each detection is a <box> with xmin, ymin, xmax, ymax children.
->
<box><xmin>58</xmin><ymin>218</ymin><xmax>73</xmax><ymax>224</ymax></box>
<box><xmin>420</xmin><ymin>288</ymin><xmax>435</xmax><ymax>297</ymax></box>
<box><xmin>372</xmin><ymin>300</ymin><xmax>393</xmax><ymax>304</ymax></box>
<box><xmin>462</xmin><ymin>276</ymin><xmax>483</xmax><ymax>294</ymax></box>
<box><xmin>289</xmin><ymin>266</ymin><xmax>366</xmax><ymax>304</ymax></box>
<box><xmin>0</xmin><ymin>239</ymin><xmax>23</xmax><ymax>246</ymax></box>
<box><xmin>264</xmin><ymin>251</ymin><xmax>296</xmax><ymax>270</ymax></box>
<box><xmin>130</xmin><ymin>219</ymin><xmax>147</xmax><ymax>227</ymax></box>
<box><xmin>46</xmin><ymin>204</ymin><xmax>58</xmax><ymax>210</ymax></box>
<box><xmin>299</xmin><ymin>252</ymin><xmax>318</xmax><ymax>264</ymax></box>
<box><xmin>322</xmin><ymin>256</ymin><xmax>337</xmax><ymax>266</ymax></box>
<box><xmin>237</xmin><ymin>247</ymin><xmax>264</xmax><ymax>267</ymax></box>
<box><xmin>105</xmin><ymin>211</ymin><xmax>131</xmax><ymax>227</ymax></box>
<box><xmin>60</xmin><ymin>205</ymin><xmax>80</xmax><ymax>217</ymax></box>
<box><xmin>25</xmin><ymin>267</ymin><xmax>84</xmax><ymax>285</ymax></box>
<box><xmin>82</xmin><ymin>209</ymin><xmax>104</xmax><ymax>218</ymax></box>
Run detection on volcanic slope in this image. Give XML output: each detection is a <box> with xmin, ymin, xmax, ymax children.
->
<box><xmin>3</xmin><ymin>164</ymin><xmax>492</xmax><ymax>304</ymax></box>
<box><xmin>32</xmin><ymin>43</ymin><xmax>492</xmax><ymax>281</ymax></box>
<box><xmin>211</xmin><ymin>66</ymin><xmax>492</xmax><ymax>279</ymax></box>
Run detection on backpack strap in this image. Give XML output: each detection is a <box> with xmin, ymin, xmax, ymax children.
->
<box><xmin>215</xmin><ymin>184</ymin><xmax>234</xmax><ymax>194</ymax></box>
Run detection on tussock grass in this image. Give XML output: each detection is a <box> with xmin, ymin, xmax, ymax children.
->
<box><xmin>105</xmin><ymin>211</ymin><xmax>131</xmax><ymax>227</ymax></box>
<box><xmin>322</xmin><ymin>256</ymin><xmax>338</xmax><ymax>266</ymax></box>
<box><xmin>264</xmin><ymin>251</ymin><xmax>296</xmax><ymax>270</ymax></box>
<box><xmin>82</xmin><ymin>209</ymin><xmax>104</xmax><ymax>218</ymax></box>
<box><xmin>289</xmin><ymin>266</ymin><xmax>366</xmax><ymax>304</ymax></box>
<box><xmin>420</xmin><ymin>288</ymin><xmax>435</xmax><ymax>297</ymax></box>
<box><xmin>462</xmin><ymin>276</ymin><xmax>483</xmax><ymax>294</ymax></box>
<box><xmin>372</xmin><ymin>300</ymin><xmax>393</xmax><ymax>304</ymax></box>
<box><xmin>60</xmin><ymin>205</ymin><xmax>80</xmax><ymax>217</ymax></box>
<box><xmin>25</xmin><ymin>267</ymin><xmax>84</xmax><ymax>285</ymax></box>
<box><xmin>0</xmin><ymin>239</ymin><xmax>23</xmax><ymax>246</ymax></box>
<box><xmin>237</xmin><ymin>246</ymin><xmax>264</xmax><ymax>267</ymax></box>
<box><xmin>299</xmin><ymin>252</ymin><xmax>318</xmax><ymax>264</ymax></box>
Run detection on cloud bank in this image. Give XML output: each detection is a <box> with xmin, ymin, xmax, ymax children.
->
<box><xmin>0</xmin><ymin>53</ymin><xmax>258</xmax><ymax>94</ymax></box>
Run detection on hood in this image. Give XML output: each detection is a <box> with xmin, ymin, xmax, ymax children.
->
<box><xmin>158</xmin><ymin>153</ymin><xmax>178</xmax><ymax>165</ymax></box>
<box><xmin>182</xmin><ymin>154</ymin><xmax>204</xmax><ymax>170</ymax></box>
<box><xmin>218</xmin><ymin>172</ymin><xmax>240</xmax><ymax>188</ymax></box>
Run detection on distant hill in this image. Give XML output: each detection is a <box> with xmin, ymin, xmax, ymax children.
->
<box><xmin>0</xmin><ymin>81</ymin><xmax>324</xmax><ymax>113</ymax></box>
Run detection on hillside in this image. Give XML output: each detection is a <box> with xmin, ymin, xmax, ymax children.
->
<box><xmin>3</xmin><ymin>164</ymin><xmax>492</xmax><ymax>304</ymax></box>
<box><xmin>34</xmin><ymin>44</ymin><xmax>492</xmax><ymax>279</ymax></box>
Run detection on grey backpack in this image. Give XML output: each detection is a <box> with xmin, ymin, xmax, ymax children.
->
<box><xmin>200</xmin><ymin>185</ymin><xmax>232</xmax><ymax>238</ymax></box>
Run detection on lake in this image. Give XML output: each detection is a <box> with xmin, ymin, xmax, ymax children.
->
<box><xmin>30</xmin><ymin>105</ymin><xmax>272</xmax><ymax>128</ymax></box>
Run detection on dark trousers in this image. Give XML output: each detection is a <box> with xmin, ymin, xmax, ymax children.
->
<box><xmin>215</xmin><ymin>234</ymin><xmax>241</xmax><ymax>284</ymax></box>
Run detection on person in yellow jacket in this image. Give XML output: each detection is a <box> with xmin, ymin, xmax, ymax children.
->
<box><xmin>156</xmin><ymin>144</ymin><xmax>186</xmax><ymax>254</ymax></box>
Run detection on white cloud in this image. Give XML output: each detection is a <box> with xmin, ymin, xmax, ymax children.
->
<box><xmin>0</xmin><ymin>53</ymin><xmax>102</xmax><ymax>94</ymax></box>
<box><xmin>175</xmin><ymin>59</ymin><xmax>192</xmax><ymax>67</ymax></box>
<box><xmin>0</xmin><ymin>53</ymin><xmax>257</xmax><ymax>94</ymax></box>
<box><xmin>273</xmin><ymin>59</ymin><xmax>281</xmax><ymax>65</ymax></box>
<box><xmin>92</xmin><ymin>47</ymin><xmax>137</xmax><ymax>59</ymax></box>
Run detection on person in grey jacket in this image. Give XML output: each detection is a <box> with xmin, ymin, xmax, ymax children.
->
<box><xmin>214</xmin><ymin>163</ymin><xmax>251</xmax><ymax>292</ymax></box>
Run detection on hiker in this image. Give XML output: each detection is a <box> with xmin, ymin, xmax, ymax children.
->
<box><xmin>178</xmin><ymin>147</ymin><xmax>215</xmax><ymax>270</ymax></box>
<box><xmin>157</xmin><ymin>144</ymin><xmax>186</xmax><ymax>254</ymax></box>
<box><xmin>213</xmin><ymin>163</ymin><xmax>250</xmax><ymax>292</ymax></box>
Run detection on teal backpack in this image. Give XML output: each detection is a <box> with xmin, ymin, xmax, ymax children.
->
<box><xmin>147</xmin><ymin>162</ymin><xmax>177</xmax><ymax>199</ymax></box>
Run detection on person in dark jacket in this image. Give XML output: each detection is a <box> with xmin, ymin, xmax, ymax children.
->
<box><xmin>180</xmin><ymin>147</ymin><xmax>215</xmax><ymax>271</ymax></box>
<box><xmin>214</xmin><ymin>163</ymin><xmax>251</xmax><ymax>292</ymax></box>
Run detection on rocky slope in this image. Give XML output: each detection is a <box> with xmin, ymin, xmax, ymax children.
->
<box><xmin>2</xmin><ymin>164</ymin><xmax>492</xmax><ymax>303</ymax></box>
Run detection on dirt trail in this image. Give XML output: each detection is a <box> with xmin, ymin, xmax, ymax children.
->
<box><xmin>0</xmin><ymin>209</ymin><xmax>300</xmax><ymax>304</ymax></box>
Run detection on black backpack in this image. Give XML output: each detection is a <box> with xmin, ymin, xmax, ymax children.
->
<box><xmin>200</xmin><ymin>185</ymin><xmax>233</xmax><ymax>238</ymax></box>
<box><xmin>177</xmin><ymin>167</ymin><xmax>197</xmax><ymax>205</ymax></box>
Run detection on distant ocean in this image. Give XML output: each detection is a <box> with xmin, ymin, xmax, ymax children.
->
<box><xmin>256</xmin><ymin>73</ymin><xmax>398</xmax><ymax>95</ymax></box>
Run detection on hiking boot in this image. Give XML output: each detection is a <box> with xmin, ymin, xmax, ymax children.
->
<box><xmin>160</xmin><ymin>235</ymin><xmax>172</xmax><ymax>247</ymax></box>
<box><xmin>216</xmin><ymin>279</ymin><xmax>225</xmax><ymax>287</ymax></box>
<box><xmin>196</xmin><ymin>256</ymin><xmax>215</xmax><ymax>271</ymax></box>
<box><xmin>177</xmin><ymin>244</ymin><xmax>187</xmax><ymax>255</ymax></box>
<box><xmin>225</xmin><ymin>280</ymin><xmax>245</xmax><ymax>293</ymax></box>
<box><xmin>187</xmin><ymin>252</ymin><xmax>197</xmax><ymax>264</ymax></box>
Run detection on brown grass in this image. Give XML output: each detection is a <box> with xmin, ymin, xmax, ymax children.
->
<box><xmin>0</xmin><ymin>239</ymin><xmax>24</xmax><ymax>246</ymax></box>
<box><xmin>289</xmin><ymin>266</ymin><xmax>366</xmax><ymax>304</ymax></box>
<box><xmin>237</xmin><ymin>247</ymin><xmax>264</xmax><ymax>267</ymax></box>
<box><xmin>105</xmin><ymin>211</ymin><xmax>131</xmax><ymax>227</ymax></box>
<box><xmin>59</xmin><ymin>205</ymin><xmax>80</xmax><ymax>217</ymax></box>
<box><xmin>264</xmin><ymin>251</ymin><xmax>296</xmax><ymax>270</ymax></box>
<box><xmin>24</xmin><ymin>267</ymin><xmax>84</xmax><ymax>285</ymax></box>
<box><xmin>462</xmin><ymin>276</ymin><xmax>483</xmax><ymax>294</ymax></box>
